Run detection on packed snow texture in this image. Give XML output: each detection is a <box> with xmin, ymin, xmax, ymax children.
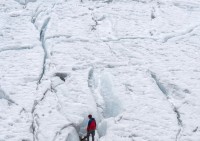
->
<box><xmin>0</xmin><ymin>0</ymin><xmax>200</xmax><ymax>141</ymax></box>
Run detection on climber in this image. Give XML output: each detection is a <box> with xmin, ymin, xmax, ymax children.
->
<box><xmin>86</xmin><ymin>114</ymin><xmax>96</xmax><ymax>141</ymax></box>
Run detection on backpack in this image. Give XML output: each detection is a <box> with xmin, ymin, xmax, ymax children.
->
<box><xmin>89</xmin><ymin>119</ymin><xmax>96</xmax><ymax>130</ymax></box>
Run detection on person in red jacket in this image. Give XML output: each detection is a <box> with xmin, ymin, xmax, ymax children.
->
<box><xmin>87</xmin><ymin>114</ymin><xmax>96</xmax><ymax>141</ymax></box>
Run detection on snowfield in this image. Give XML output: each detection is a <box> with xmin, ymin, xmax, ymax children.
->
<box><xmin>0</xmin><ymin>0</ymin><xmax>200</xmax><ymax>141</ymax></box>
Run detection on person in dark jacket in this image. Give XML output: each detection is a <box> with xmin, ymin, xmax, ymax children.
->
<box><xmin>87</xmin><ymin>114</ymin><xmax>96</xmax><ymax>141</ymax></box>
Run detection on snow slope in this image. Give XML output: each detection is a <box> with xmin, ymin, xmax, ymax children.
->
<box><xmin>0</xmin><ymin>0</ymin><xmax>200</xmax><ymax>141</ymax></box>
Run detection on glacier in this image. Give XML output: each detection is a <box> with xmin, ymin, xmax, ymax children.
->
<box><xmin>0</xmin><ymin>0</ymin><xmax>200</xmax><ymax>141</ymax></box>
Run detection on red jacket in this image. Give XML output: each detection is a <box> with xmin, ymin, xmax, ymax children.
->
<box><xmin>87</xmin><ymin>118</ymin><xmax>96</xmax><ymax>131</ymax></box>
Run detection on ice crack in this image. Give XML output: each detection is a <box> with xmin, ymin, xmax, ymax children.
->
<box><xmin>102</xmin><ymin>36</ymin><xmax>158</xmax><ymax>42</ymax></box>
<box><xmin>150</xmin><ymin>72</ymin><xmax>183</xmax><ymax>141</ymax></box>
<box><xmin>91</xmin><ymin>17</ymin><xmax>99</xmax><ymax>31</ymax></box>
<box><xmin>0</xmin><ymin>87</ymin><xmax>17</xmax><ymax>105</ymax></box>
<box><xmin>37</xmin><ymin>17</ymin><xmax>51</xmax><ymax>84</ymax></box>
<box><xmin>31</xmin><ymin>6</ymin><xmax>42</xmax><ymax>29</ymax></box>
<box><xmin>52</xmin><ymin>123</ymin><xmax>79</xmax><ymax>141</ymax></box>
<box><xmin>30</xmin><ymin>89</ymin><xmax>49</xmax><ymax>141</ymax></box>
<box><xmin>162</xmin><ymin>24</ymin><xmax>200</xmax><ymax>43</ymax></box>
<box><xmin>0</xmin><ymin>46</ymin><xmax>33</xmax><ymax>53</ymax></box>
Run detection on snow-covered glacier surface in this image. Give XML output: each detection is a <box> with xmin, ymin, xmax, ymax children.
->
<box><xmin>0</xmin><ymin>0</ymin><xmax>200</xmax><ymax>141</ymax></box>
